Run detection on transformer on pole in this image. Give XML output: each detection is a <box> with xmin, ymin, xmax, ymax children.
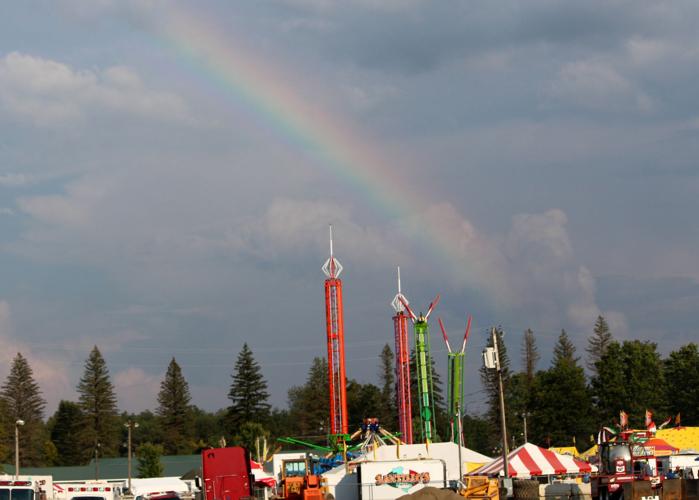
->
<box><xmin>322</xmin><ymin>225</ymin><xmax>348</xmax><ymax>436</ymax></box>
<box><xmin>399</xmin><ymin>294</ymin><xmax>440</xmax><ymax>443</ymax></box>
<box><xmin>391</xmin><ymin>267</ymin><xmax>413</xmax><ymax>445</ymax></box>
<box><xmin>438</xmin><ymin>315</ymin><xmax>472</xmax><ymax>446</ymax></box>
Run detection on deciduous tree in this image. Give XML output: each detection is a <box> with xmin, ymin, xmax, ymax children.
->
<box><xmin>664</xmin><ymin>343</ymin><xmax>699</xmax><ymax>426</ymax></box>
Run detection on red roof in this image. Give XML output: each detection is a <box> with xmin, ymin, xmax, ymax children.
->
<box><xmin>471</xmin><ymin>443</ymin><xmax>592</xmax><ymax>478</ymax></box>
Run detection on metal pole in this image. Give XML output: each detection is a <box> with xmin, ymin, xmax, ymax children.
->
<box><xmin>95</xmin><ymin>442</ymin><xmax>100</xmax><ymax>480</ymax></box>
<box><xmin>457</xmin><ymin>407</ymin><xmax>464</xmax><ymax>485</ymax></box>
<box><xmin>127</xmin><ymin>424</ymin><xmax>133</xmax><ymax>493</ymax></box>
<box><xmin>14</xmin><ymin>423</ymin><xmax>19</xmax><ymax>480</ymax></box>
<box><xmin>493</xmin><ymin>328</ymin><xmax>510</xmax><ymax>478</ymax></box>
<box><xmin>523</xmin><ymin>413</ymin><xmax>528</xmax><ymax>443</ymax></box>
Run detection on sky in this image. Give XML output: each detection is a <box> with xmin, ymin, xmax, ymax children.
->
<box><xmin>1</xmin><ymin>0</ymin><xmax>698</xmax><ymax>417</ymax></box>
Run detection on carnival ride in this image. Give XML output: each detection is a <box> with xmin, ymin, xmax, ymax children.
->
<box><xmin>438</xmin><ymin>315</ymin><xmax>472</xmax><ymax>446</ymax></box>
<box><xmin>390</xmin><ymin>267</ymin><xmax>413</xmax><ymax>445</ymax></box>
<box><xmin>399</xmin><ymin>294</ymin><xmax>440</xmax><ymax>444</ymax></box>
<box><xmin>322</xmin><ymin>225</ymin><xmax>348</xmax><ymax>438</ymax></box>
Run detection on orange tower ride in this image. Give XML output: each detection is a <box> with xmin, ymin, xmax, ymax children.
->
<box><xmin>391</xmin><ymin>267</ymin><xmax>413</xmax><ymax>444</ymax></box>
<box><xmin>322</xmin><ymin>225</ymin><xmax>348</xmax><ymax>435</ymax></box>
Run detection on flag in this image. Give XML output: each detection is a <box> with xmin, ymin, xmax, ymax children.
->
<box><xmin>645</xmin><ymin>410</ymin><xmax>656</xmax><ymax>432</ymax></box>
<box><xmin>620</xmin><ymin>410</ymin><xmax>629</xmax><ymax>429</ymax></box>
<box><xmin>658</xmin><ymin>416</ymin><xmax>672</xmax><ymax>430</ymax></box>
<box><xmin>675</xmin><ymin>413</ymin><xmax>681</xmax><ymax>427</ymax></box>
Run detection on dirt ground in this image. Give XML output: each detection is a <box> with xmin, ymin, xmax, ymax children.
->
<box><xmin>397</xmin><ymin>486</ymin><xmax>464</xmax><ymax>500</ymax></box>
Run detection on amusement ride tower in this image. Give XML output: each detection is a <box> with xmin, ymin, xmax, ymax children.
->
<box><xmin>399</xmin><ymin>294</ymin><xmax>440</xmax><ymax>443</ymax></box>
<box><xmin>438</xmin><ymin>315</ymin><xmax>472</xmax><ymax>445</ymax></box>
<box><xmin>322</xmin><ymin>225</ymin><xmax>348</xmax><ymax>436</ymax></box>
<box><xmin>391</xmin><ymin>267</ymin><xmax>413</xmax><ymax>444</ymax></box>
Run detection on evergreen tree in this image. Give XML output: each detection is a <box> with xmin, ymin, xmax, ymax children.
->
<box><xmin>378</xmin><ymin>344</ymin><xmax>397</xmax><ymax>430</ymax></box>
<box><xmin>137</xmin><ymin>443</ymin><xmax>164</xmax><ymax>478</ymax></box>
<box><xmin>554</xmin><ymin>329</ymin><xmax>576</xmax><ymax>363</ymax></box>
<box><xmin>530</xmin><ymin>331</ymin><xmax>594</xmax><ymax>449</ymax></box>
<box><xmin>592</xmin><ymin>340</ymin><xmax>666</xmax><ymax>427</ymax></box>
<box><xmin>156</xmin><ymin>358</ymin><xmax>193</xmax><ymax>454</ymax></box>
<box><xmin>50</xmin><ymin>401</ymin><xmax>84</xmax><ymax>466</ymax></box>
<box><xmin>77</xmin><ymin>346</ymin><xmax>119</xmax><ymax>459</ymax></box>
<box><xmin>287</xmin><ymin>357</ymin><xmax>329</xmax><ymax>437</ymax></box>
<box><xmin>0</xmin><ymin>353</ymin><xmax>46</xmax><ymax>466</ymax></box>
<box><xmin>663</xmin><ymin>343</ymin><xmax>699</xmax><ymax>426</ymax></box>
<box><xmin>227</xmin><ymin>344</ymin><xmax>270</xmax><ymax>430</ymax></box>
<box><xmin>587</xmin><ymin>316</ymin><xmax>613</xmax><ymax>373</ymax></box>
<box><xmin>521</xmin><ymin>329</ymin><xmax>539</xmax><ymax>385</ymax></box>
<box><xmin>346</xmin><ymin>380</ymin><xmax>382</xmax><ymax>429</ymax></box>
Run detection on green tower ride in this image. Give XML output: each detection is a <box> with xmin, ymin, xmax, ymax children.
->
<box><xmin>438</xmin><ymin>316</ymin><xmax>472</xmax><ymax>445</ymax></box>
<box><xmin>399</xmin><ymin>295</ymin><xmax>440</xmax><ymax>443</ymax></box>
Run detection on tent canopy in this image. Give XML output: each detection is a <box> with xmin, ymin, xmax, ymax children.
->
<box><xmin>471</xmin><ymin>443</ymin><xmax>592</xmax><ymax>478</ymax></box>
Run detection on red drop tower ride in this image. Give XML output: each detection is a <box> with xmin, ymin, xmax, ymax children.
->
<box><xmin>322</xmin><ymin>225</ymin><xmax>348</xmax><ymax>436</ymax></box>
<box><xmin>391</xmin><ymin>267</ymin><xmax>413</xmax><ymax>444</ymax></box>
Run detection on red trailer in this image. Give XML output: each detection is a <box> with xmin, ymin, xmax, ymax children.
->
<box><xmin>198</xmin><ymin>447</ymin><xmax>254</xmax><ymax>500</ymax></box>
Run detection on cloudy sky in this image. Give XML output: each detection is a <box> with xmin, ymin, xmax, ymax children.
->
<box><xmin>1</xmin><ymin>0</ymin><xmax>698</xmax><ymax>416</ymax></box>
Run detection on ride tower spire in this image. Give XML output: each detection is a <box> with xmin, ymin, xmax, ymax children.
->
<box><xmin>391</xmin><ymin>267</ymin><xmax>413</xmax><ymax>444</ymax></box>
<box><xmin>322</xmin><ymin>225</ymin><xmax>348</xmax><ymax>436</ymax></box>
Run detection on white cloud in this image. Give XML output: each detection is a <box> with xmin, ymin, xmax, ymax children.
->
<box><xmin>0</xmin><ymin>52</ymin><xmax>189</xmax><ymax>127</ymax></box>
<box><xmin>550</xmin><ymin>58</ymin><xmax>653</xmax><ymax>111</ymax></box>
<box><xmin>114</xmin><ymin>367</ymin><xmax>161</xmax><ymax>412</ymax></box>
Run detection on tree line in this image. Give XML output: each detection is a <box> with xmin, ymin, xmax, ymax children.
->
<box><xmin>2</xmin><ymin>317</ymin><xmax>699</xmax><ymax>467</ymax></box>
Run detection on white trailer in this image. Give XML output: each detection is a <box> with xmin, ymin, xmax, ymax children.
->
<box><xmin>53</xmin><ymin>480</ymin><xmax>117</xmax><ymax>500</ymax></box>
<box><xmin>356</xmin><ymin>459</ymin><xmax>446</xmax><ymax>500</ymax></box>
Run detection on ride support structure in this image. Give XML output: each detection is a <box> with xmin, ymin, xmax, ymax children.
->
<box><xmin>322</xmin><ymin>226</ymin><xmax>348</xmax><ymax>436</ymax></box>
<box><xmin>391</xmin><ymin>267</ymin><xmax>413</xmax><ymax>445</ymax></box>
<box><xmin>438</xmin><ymin>315</ymin><xmax>472</xmax><ymax>446</ymax></box>
<box><xmin>400</xmin><ymin>294</ymin><xmax>440</xmax><ymax>444</ymax></box>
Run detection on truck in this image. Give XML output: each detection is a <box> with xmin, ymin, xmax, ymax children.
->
<box><xmin>196</xmin><ymin>447</ymin><xmax>254</xmax><ymax>500</ymax></box>
<box><xmin>592</xmin><ymin>429</ymin><xmax>661</xmax><ymax>499</ymax></box>
<box><xmin>0</xmin><ymin>475</ymin><xmax>54</xmax><ymax>500</ymax></box>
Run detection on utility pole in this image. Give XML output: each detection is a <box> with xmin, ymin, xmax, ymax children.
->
<box><xmin>15</xmin><ymin>420</ymin><xmax>24</xmax><ymax>480</ymax></box>
<box><xmin>484</xmin><ymin>327</ymin><xmax>510</xmax><ymax>477</ymax></box>
<box><xmin>125</xmin><ymin>420</ymin><xmax>139</xmax><ymax>493</ymax></box>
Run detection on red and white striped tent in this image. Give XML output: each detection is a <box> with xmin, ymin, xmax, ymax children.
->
<box><xmin>471</xmin><ymin>443</ymin><xmax>594</xmax><ymax>478</ymax></box>
<box><xmin>250</xmin><ymin>460</ymin><xmax>276</xmax><ymax>488</ymax></box>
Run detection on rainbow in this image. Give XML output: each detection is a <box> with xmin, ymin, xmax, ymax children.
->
<box><xmin>151</xmin><ymin>6</ymin><xmax>482</xmax><ymax>293</ymax></box>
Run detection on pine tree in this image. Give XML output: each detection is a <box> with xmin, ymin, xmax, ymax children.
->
<box><xmin>50</xmin><ymin>401</ymin><xmax>84</xmax><ymax>466</ymax></box>
<box><xmin>554</xmin><ymin>329</ymin><xmax>576</xmax><ymax>363</ymax></box>
<box><xmin>522</xmin><ymin>329</ymin><xmax>539</xmax><ymax>385</ymax></box>
<box><xmin>0</xmin><ymin>353</ymin><xmax>46</xmax><ymax>466</ymax></box>
<box><xmin>378</xmin><ymin>344</ymin><xmax>397</xmax><ymax>430</ymax></box>
<box><xmin>227</xmin><ymin>344</ymin><xmax>270</xmax><ymax>430</ymax></box>
<box><xmin>530</xmin><ymin>334</ymin><xmax>593</xmax><ymax>448</ymax></box>
<box><xmin>77</xmin><ymin>346</ymin><xmax>119</xmax><ymax>460</ymax></box>
<box><xmin>287</xmin><ymin>357</ymin><xmax>329</xmax><ymax>437</ymax></box>
<box><xmin>156</xmin><ymin>358</ymin><xmax>193</xmax><ymax>454</ymax></box>
<box><xmin>587</xmin><ymin>315</ymin><xmax>613</xmax><ymax>373</ymax></box>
